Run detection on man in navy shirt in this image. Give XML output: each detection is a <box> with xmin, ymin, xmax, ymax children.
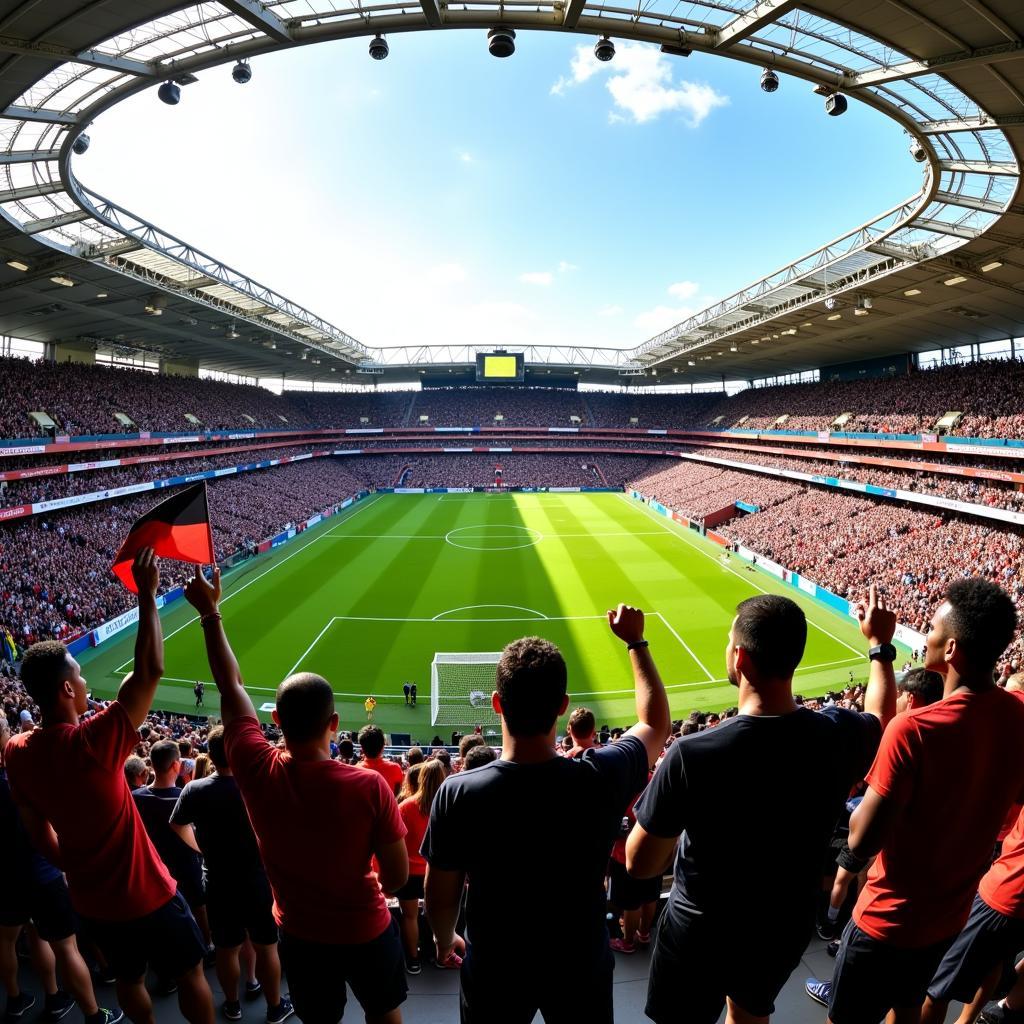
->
<box><xmin>423</xmin><ymin>604</ymin><xmax>670</xmax><ymax>1024</ymax></box>
<box><xmin>627</xmin><ymin>588</ymin><xmax>898</xmax><ymax>1024</ymax></box>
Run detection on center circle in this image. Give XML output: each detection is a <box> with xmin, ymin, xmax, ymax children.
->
<box><xmin>445</xmin><ymin>525</ymin><xmax>543</xmax><ymax>551</ymax></box>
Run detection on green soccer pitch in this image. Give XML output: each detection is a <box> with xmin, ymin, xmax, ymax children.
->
<box><xmin>79</xmin><ymin>491</ymin><xmax>889</xmax><ymax>737</ymax></box>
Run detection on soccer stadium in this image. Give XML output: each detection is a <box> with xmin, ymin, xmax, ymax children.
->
<box><xmin>0</xmin><ymin>1</ymin><xmax>1023</xmax><ymax>1022</ymax></box>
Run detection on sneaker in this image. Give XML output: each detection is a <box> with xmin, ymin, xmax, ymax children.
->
<box><xmin>221</xmin><ymin>1001</ymin><xmax>242</xmax><ymax>1021</ymax></box>
<box><xmin>826</xmin><ymin>939</ymin><xmax>841</xmax><ymax>958</ymax></box>
<box><xmin>406</xmin><ymin>958</ymin><xmax>422</xmax><ymax>976</ymax></box>
<box><xmin>5</xmin><ymin>994</ymin><xmax>36</xmax><ymax>1020</ymax></box>
<box><xmin>44</xmin><ymin>991</ymin><xmax>75</xmax><ymax>1022</ymax></box>
<box><xmin>153</xmin><ymin>978</ymin><xmax>178</xmax><ymax>997</ymax></box>
<box><xmin>95</xmin><ymin>967</ymin><xmax>117</xmax><ymax>987</ymax></box>
<box><xmin>92</xmin><ymin>1011</ymin><xmax>124</xmax><ymax>1024</ymax></box>
<box><xmin>980</xmin><ymin>1002</ymin><xmax>1024</xmax><ymax>1023</ymax></box>
<box><xmin>435</xmin><ymin>950</ymin><xmax>463</xmax><ymax>970</ymax></box>
<box><xmin>266</xmin><ymin>999</ymin><xmax>294</xmax><ymax>1024</ymax></box>
<box><xmin>244</xmin><ymin>982</ymin><xmax>262</xmax><ymax>1002</ymax></box>
<box><xmin>635</xmin><ymin>931</ymin><xmax>652</xmax><ymax>947</ymax></box>
<box><xmin>609</xmin><ymin>938</ymin><xmax>636</xmax><ymax>954</ymax></box>
<box><xmin>805</xmin><ymin>979</ymin><xmax>832</xmax><ymax>1008</ymax></box>
<box><xmin>816</xmin><ymin>918</ymin><xmax>838</xmax><ymax>941</ymax></box>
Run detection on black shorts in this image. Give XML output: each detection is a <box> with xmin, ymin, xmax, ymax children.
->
<box><xmin>645</xmin><ymin>903</ymin><xmax>811</xmax><ymax>1024</ymax></box>
<box><xmin>393</xmin><ymin>874</ymin><xmax>424</xmax><ymax>902</ymax></box>
<box><xmin>460</xmin><ymin>946</ymin><xmax>613</xmax><ymax>1024</ymax></box>
<box><xmin>0</xmin><ymin>876</ymin><xmax>75</xmax><ymax>943</ymax></box>
<box><xmin>176</xmin><ymin>868</ymin><xmax>206</xmax><ymax>912</ymax></box>
<box><xmin>206</xmin><ymin>875</ymin><xmax>279</xmax><ymax>949</ymax></box>
<box><xmin>83</xmin><ymin>891</ymin><xmax>206</xmax><ymax>983</ymax></box>
<box><xmin>608</xmin><ymin>860</ymin><xmax>661</xmax><ymax>912</ymax></box>
<box><xmin>928</xmin><ymin>894</ymin><xmax>1024</xmax><ymax>1004</ymax></box>
<box><xmin>829</xmin><ymin>920</ymin><xmax>956</xmax><ymax>1023</ymax></box>
<box><xmin>279</xmin><ymin>919</ymin><xmax>407</xmax><ymax>1024</ymax></box>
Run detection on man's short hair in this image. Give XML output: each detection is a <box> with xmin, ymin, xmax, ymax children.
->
<box><xmin>733</xmin><ymin>595</ymin><xmax>807</xmax><ymax>680</ymax></box>
<box><xmin>337</xmin><ymin>737</ymin><xmax>355</xmax><ymax>760</ymax></box>
<box><xmin>898</xmin><ymin>668</ymin><xmax>944</xmax><ymax>706</ymax></box>
<box><xmin>19</xmin><ymin>641</ymin><xmax>71</xmax><ymax>712</ymax></box>
<box><xmin>463</xmin><ymin>745</ymin><xmax>497</xmax><ymax>770</ymax></box>
<box><xmin>567</xmin><ymin>706</ymin><xmax>595</xmax><ymax>740</ymax></box>
<box><xmin>206</xmin><ymin>725</ymin><xmax>228</xmax><ymax>771</ymax></box>
<box><xmin>406</xmin><ymin>746</ymin><xmax>424</xmax><ymax>765</ymax></box>
<box><xmin>275</xmin><ymin>673</ymin><xmax>335</xmax><ymax>744</ymax></box>
<box><xmin>124</xmin><ymin>755</ymin><xmax>148</xmax><ymax>788</ymax></box>
<box><xmin>459</xmin><ymin>733</ymin><xmax>485</xmax><ymax>759</ymax></box>
<box><xmin>432</xmin><ymin>748</ymin><xmax>452</xmax><ymax>771</ymax></box>
<box><xmin>495</xmin><ymin>636</ymin><xmax>567</xmax><ymax>737</ymax></box>
<box><xmin>150</xmin><ymin>739</ymin><xmax>181</xmax><ymax>775</ymax></box>
<box><xmin>945</xmin><ymin>578</ymin><xmax>1018</xmax><ymax>670</ymax></box>
<box><xmin>178</xmin><ymin>739</ymin><xmax>192</xmax><ymax>758</ymax></box>
<box><xmin>359</xmin><ymin>725</ymin><xmax>385</xmax><ymax>758</ymax></box>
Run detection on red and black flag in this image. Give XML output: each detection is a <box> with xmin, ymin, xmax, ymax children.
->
<box><xmin>112</xmin><ymin>482</ymin><xmax>215</xmax><ymax>592</ymax></box>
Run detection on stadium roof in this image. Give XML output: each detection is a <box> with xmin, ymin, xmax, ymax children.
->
<box><xmin>0</xmin><ymin>1</ymin><xmax>1020</xmax><ymax>385</ymax></box>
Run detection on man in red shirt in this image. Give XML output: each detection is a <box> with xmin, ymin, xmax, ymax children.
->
<box><xmin>828</xmin><ymin>578</ymin><xmax>1024</xmax><ymax>1024</ymax></box>
<box><xmin>358</xmin><ymin>725</ymin><xmax>404</xmax><ymax>795</ymax></box>
<box><xmin>5</xmin><ymin>549</ymin><xmax>214</xmax><ymax>1024</ymax></box>
<box><xmin>184</xmin><ymin>566</ymin><xmax>409</xmax><ymax>1024</ymax></box>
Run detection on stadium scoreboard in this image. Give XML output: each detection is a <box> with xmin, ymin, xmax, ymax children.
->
<box><xmin>476</xmin><ymin>352</ymin><xmax>524</xmax><ymax>383</ymax></box>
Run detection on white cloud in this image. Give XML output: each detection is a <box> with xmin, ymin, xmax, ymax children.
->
<box><xmin>519</xmin><ymin>271</ymin><xmax>554</xmax><ymax>286</ymax></box>
<box><xmin>668</xmin><ymin>280</ymin><xmax>700</xmax><ymax>300</ymax></box>
<box><xmin>552</xmin><ymin>42</ymin><xmax>729</xmax><ymax>126</ymax></box>
<box><xmin>558</xmin><ymin>260</ymin><xmax>579</xmax><ymax>273</ymax></box>
<box><xmin>425</xmin><ymin>262</ymin><xmax>468</xmax><ymax>286</ymax></box>
<box><xmin>633</xmin><ymin>303</ymin><xmax>701</xmax><ymax>334</ymax></box>
<box><xmin>598</xmin><ymin>304</ymin><xmax>623</xmax><ymax>317</ymax></box>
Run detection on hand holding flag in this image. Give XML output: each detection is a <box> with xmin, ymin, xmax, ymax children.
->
<box><xmin>112</xmin><ymin>482</ymin><xmax>216</xmax><ymax>592</ymax></box>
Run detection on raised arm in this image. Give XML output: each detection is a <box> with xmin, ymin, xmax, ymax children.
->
<box><xmin>856</xmin><ymin>584</ymin><xmax>898</xmax><ymax>729</ymax></box>
<box><xmin>608</xmin><ymin>604</ymin><xmax>671</xmax><ymax>764</ymax></box>
<box><xmin>184</xmin><ymin>567</ymin><xmax>256</xmax><ymax>726</ymax></box>
<box><xmin>117</xmin><ymin>548</ymin><xmax>165</xmax><ymax>730</ymax></box>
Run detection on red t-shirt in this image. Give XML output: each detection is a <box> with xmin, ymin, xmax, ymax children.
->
<box><xmin>360</xmin><ymin>756</ymin><xmax>404</xmax><ymax>794</ymax></box>
<box><xmin>854</xmin><ymin>688</ymin><xmax>1024</xmax><ymax>947</ymax></box>
<box><xmin>225</xmin><ymin>717</ymin><xmax>406</xmax><ymax>944</ymax></box>
<box><xmin>399</xmin><ymin>797</ymin><xmax>428</xmax><ymax>877</ymax></box>
<box><xmin>980</xmin><ymin>806</ymin><xmax>1024</xmax><ymax>919</ymax></box>
<box><xmin>5</xmin><ymin>702</ymin><xmax>175</xmax><ymax>921</ymax></box>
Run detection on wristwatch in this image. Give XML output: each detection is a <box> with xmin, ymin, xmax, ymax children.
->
<box><xmin>868</xmin><ymin>643</ymin><xmax>897</xmax><ymax>663</ymax></box>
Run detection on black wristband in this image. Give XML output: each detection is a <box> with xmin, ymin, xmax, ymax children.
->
<box><xmin>627</xmin><ymin>640</ymin><xmax>649</xmax><ymax>652</ymax></box>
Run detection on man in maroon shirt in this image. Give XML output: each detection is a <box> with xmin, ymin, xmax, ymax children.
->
<box><xmin>184</xmin><ymin>566</ymin><xmax>409</xmax><ymax>1024</ymax></box>
<box><xmin>6</xmin><ymin>549</ymin><xmax>214</xmax><ymax>1024</ymax></box>
<box><xmin>828</xmin><ymin>578</ymin><xmax>1024</xmax><ymax>1024</ymax></box>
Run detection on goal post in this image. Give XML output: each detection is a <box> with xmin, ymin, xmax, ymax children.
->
<box><xmin>430</xmin><ymin>652</ymin><xmax>502</xmax><ymax>729</ymax></box>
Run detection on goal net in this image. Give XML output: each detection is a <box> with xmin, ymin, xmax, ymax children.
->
<box><xmin>430</xmin><ymin>652</ymin><xmax>502</xmax><ymax>729</ymax></box>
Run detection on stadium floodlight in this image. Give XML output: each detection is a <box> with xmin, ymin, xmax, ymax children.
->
<box><xmin>488</xmin><ymin>27</ymin><xmax>516</xmax><ymax>58</ymax></box>
<box><xmin>824</xmin><ymin>93</ymin><xmax>848</xmax><ymax>116</ymax></box>
<box><xmin>72</xmin><ymin>133</ymin><xmax>90</xmax><ymax>155</ymax></box>
<box><xmin>760</xmin><ymin>68</ymin><xmax>779</xmax><ymax>93</ymax></box>
<box><xmin>5</xmin><ymin>259</ymin><xmax>29</xmax><ymax>272</ymax></box>
<box><xmin>594</xmin><ymin>36</ymin><xmax>615</xmax><ymax>62</ymax></box>
<box><xmin>232</xmin><ymin>60</ymin><xmax>252</xmax><ymax>84</ymax></box>
<box><xmin>369</xmin><ymin>35</ymin><xmax>389</xmax><ymax>60</ymax></box>
<box><xmin>50</xmin><ymin>275</ymin><xmax>74</xmax><ymax>287</ymax></box>
<box><xmin>909</xmin><ymin>139</ymin><xmax>927</xmax><ymax>163</ymax></box>
<box><xmin>157</xmin><ymin>81</ymin><xmax>181</xmax><ymax>105</ymax></box>
<box><xmin>824</xmin><ymin>295</ymin><xmax>839</xmax><ymax>311</ymax></box>
<box><xmin>226</xmin><ymin>324</ymin><xmax>240</xmax><ymax>339</ymax></box>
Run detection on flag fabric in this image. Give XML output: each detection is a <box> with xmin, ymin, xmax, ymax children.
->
<box><xmin>112</xmin><ymin>482</ymin><xmax>215</xmax><ymax>592</ymax></box>
<box><xmin>1</xmin><ymin>628</ymin><xmax>16</xmax><ymax>663</ymax></box>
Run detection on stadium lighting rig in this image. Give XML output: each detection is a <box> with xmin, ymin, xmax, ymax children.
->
<box><xmin>369</xmin><ymin>35</ymin><xmax>389</xmax><ymax>60</ymax></box>
<box><xmin>488</xmin><ymin>27</ymin><xmax>516</xmax><ymax>58</ymax></box>
<box><xmin>232</xmin><ymin>60</ymin><xmax>252</xmax><ymax>84</ymax></box>
<box><xmin>760</xmin><ymin>68</ymin><xmax>779</xmax><ymax>93</ymax></box>
<box><xmin>594</xmin><ymin>36</ymin><xmax>615</xmax><ymax>62</ymax></box>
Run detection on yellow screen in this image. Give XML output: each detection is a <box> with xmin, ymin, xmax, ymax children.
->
<box><xmin>484</xmin><ymin>355</ymin><xmax>518</xmax><ymax>378</ymax></box>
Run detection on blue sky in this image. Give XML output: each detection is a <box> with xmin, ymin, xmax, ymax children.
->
<box><xmin>80</xmin><ymin>30</ymin><xmax>922</xmax><ymax>353</ymax></box>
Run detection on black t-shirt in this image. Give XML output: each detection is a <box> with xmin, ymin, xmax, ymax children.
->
<box><xmin>132</xmin><ymin>785</ymin><xmax>203</xmax><ymax>886</ymax></box>
<box><xmin>170</xmin><ymin>774</ymin><xmax>265</xmax><ymax>889</ymax></box>
<box><xmin>422</xmin><ymin>734</ymin><xmax>648</xmax><ymax>968</ymax></box>
<box><xmin>635</xmin><ymin>706</ymin><xmax>881</xmax><ymax>929</ymax></box>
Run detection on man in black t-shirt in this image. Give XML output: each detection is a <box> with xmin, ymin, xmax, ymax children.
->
<box><xmin>422</xmin><ymin>604</ymin><xmax>670</xmax><ymax>1024</ymax></box>
<box><xmin>169</xmin><ymin>727</ymin><xmax>292</xmax><ymax>1024</ymax></box>
<box><xmin>627</xmin><ymin>588</ymin><xmax>898</xmax><ymax>1024</ymax></box>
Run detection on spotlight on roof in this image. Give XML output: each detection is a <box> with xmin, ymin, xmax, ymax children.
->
<box><xmin>71</xmin><ymin>133</ymin><xmax>90</xmax><ymax>155</ymax></box>
<box><xmin>226</xmin><ymin>324</ymin><xmax>240</xmax><ymax>340</ymax></box>
<box><xmin>158</xmin><ymin>81</ymin><xmax>181</xmax><ymax>105</ymax></box>
<box><xmin>488</xmin><ymin>27</ymin><xmax>516</xmax><ymax>58</ymax></box>
<box><xmin>909</xmin><ymin>139</ymin><xmax>927</xmax><ymax>163</ymax></box>
<box><xmin>232</xmin><ymin>60</ymin><xmax>252</xmax><ymax>84</ymax></box>
<box><xmin>760</xmin><ymin>68</ymin><xmax>779</xmax><ymax>93</ymax></box>
<box><xmin>368</xmin><ymin>35</ymin><xmax>389</xmax><ymax>60</ymax></box>
<box><xmin>824</xmin><ymin>92</ymin><xmax>848</xmax><ymax>116</ymax></box>
<box><xmin>824</xmin><ymin>295</ymin><xmax>839</xmax><ymax>311</ymax></box>
<box><xmin>594</xmin><ymin>36</ymin><xmax>615</xmax><ymax>62</ymax></box>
